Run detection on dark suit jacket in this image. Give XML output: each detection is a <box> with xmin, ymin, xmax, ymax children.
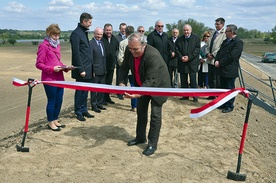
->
<box><xmin>90</xmin><ymin>38</ymin><xmax>106</xmax><ymax>76</ymax></box>
<box><xmin>215</xmin><ymin>36</ymin><xmax>243</xmax><ymax>78</ymax></box>
<box><xmin>119</xmin><ymin>45</ymin><xmax>171</xmax><ymax>105</ymax></box>
<box><xmin>102</xmin><ymin>34</ymin><xmax>119</xmax><ymax>71</ymax></box>
<box><xmin>115</xmin><ymin>33</ymin><xmax>124</xmax><ymax>42</ymax></box>
<box><xmin>70</xmin><ymin>23</ymin><xmax>93</xmax><ymax>79</ymax></box>
<box><xmin>175</xmin><ymin>33</ymin><xmax>201</xmax><ymax>73</ymax></box>
<box><xmin>168</xmin><ymin>36</ymin><xmax>178</xmax><ymax>67</ymax></box>
<box><xmin>147</xmin><ymin>30</ymin><xmax>169</xmax><ymax>64</ymax></box>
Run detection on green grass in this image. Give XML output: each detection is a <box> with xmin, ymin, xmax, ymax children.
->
<box><xmin>242</xmin><ymin>38</ymin><xmax>276</xmax><ymax>57</ymax></box>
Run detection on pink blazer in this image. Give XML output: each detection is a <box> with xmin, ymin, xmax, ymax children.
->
<box><xmin>36</xmin><ymin>39</ymin><xmax>65</xmax><ymax>81</ymax></box>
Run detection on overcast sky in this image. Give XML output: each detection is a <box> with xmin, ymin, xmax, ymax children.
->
<box><xmin>0</xmin><ymin>0</ymin><xmax>275</xmax><ymax>32</ymax></box>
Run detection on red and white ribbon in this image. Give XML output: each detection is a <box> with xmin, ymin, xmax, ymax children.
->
<box><xmin>13</xmin><ymin>77</ymin><xmax>249</xmax><ymax>118</ymax></box>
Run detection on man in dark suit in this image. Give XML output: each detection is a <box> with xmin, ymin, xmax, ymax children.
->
<box><xmin>70</xmin><ymin>12</ymin><xmax>94</xmax><ymax>121</ymax></box>
<box><xmin>115</xmin><ymin>22</ymin><xmax>127</xmax><ymax>42</ymax></box>
<box><xmin>115</xmin><ymin>22</ymin><xmax>127</xmax><ymax>100</ymax></box>
<box><xmin>102</xmin><ymin>23</ymin><xmax>119</xmax><ymax>104</ymax></box>
<box><xmin>168</xmin><ymin>28</ymin><xmax>179</xmax><ymax>88</ymax></box>
<box><xmin>147</xmin><ymin>20</ymin><xmax>169</xmax><ymax>65</ymax></box>
<box><xmin>119</xmin><ymin>33</ymin><xmax>171</xmax><ymax>156</ymax></box>
<box><xmin>175</xmin><ymin>24</ymin><xmax>201</xmax><ymax>102</ymax></box>
<box><xmin>215</xmin><ymin>24</ymin><xmax>243</xmax><ymax>113</ymax></box>
<box><xmin>89</xmin><ymin>27</ymin><xmax>107</xmax><ymax>113</ymax></box>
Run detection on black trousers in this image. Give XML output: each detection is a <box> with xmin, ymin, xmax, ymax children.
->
<box><xmin>116</xmin><ymin>62</ymin><xmax>128</xmax><ymax>86</ymax></box>
<box><xmin>136</xmin><ymin>96</ymin><xmax>163</xmax><ymax>148</ymax></box>
<box><xmin>180</xmin><ymin>72</ymin><xmax>197</xmax><ymax>88</ymax></box>
<box><xmin>74</xmin><ymin>78</ymin><xmax>92</xmax><ymax>116</ymax></box>
<box><xmin>208</xmin><ymin>64</ymin><xmax>220</xmax><ymax>88</ymax></box>
<box><xmin>104</xmin><ymin>69</ymin><xmax>114</xmax><ymax>101</ymax></box>
<box><xmin>91</xmin><ymin>74</ymin><xmax>106</xmax><ymax>108</ymax></box>
<box><xmin>220</xmin><ymin>76</ymin><xmax>236</xmax><ymax>109</ymax></box>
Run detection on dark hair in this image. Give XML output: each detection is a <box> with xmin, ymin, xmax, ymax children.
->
<box><xmin>226</xmin><ymin>24</ymin><xmax>238</xmax><ymax>35</ymax></box>
<box><xmin>119</xmin><ymin>23</ymin><xmax>127</xmax><ymax>29</ymax></box>
<box><xmin>80</xmin><ymin>13</ymin><xmax>93</xmax><ymax>23</ymax></box>
<box><xmin>215</xmin><ymin>17</ymin><xmax>225</xmax><ymax>25</ymax></box>
<box><xmin>104</xmin><ymin>23</ymin><xmax>113</xmax><ymax>29</ymax></box>
<box><xmin>125</xmin><ymin>26</ymin><xmax>134</xmax><ymax>36</ymax></box>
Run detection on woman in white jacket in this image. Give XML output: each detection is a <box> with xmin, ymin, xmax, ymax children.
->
<box><xmin>198</xmin><ymin>31</ymin><xmax>210</xmax><ymax>88</ymax></box>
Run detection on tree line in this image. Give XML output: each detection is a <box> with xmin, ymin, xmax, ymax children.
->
<box><xmin>1</xmin><ymin>18</ymin><xmax>276</xmax><ymax>46</ymax></box>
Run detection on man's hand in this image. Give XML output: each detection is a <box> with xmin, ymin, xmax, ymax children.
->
<box><xmin>181</xmin><ymin>56</ymin><xmax>189</xmax><ymax>62</ymax></box>
<box><xmin>207</xmin><ymin>53</ymin><xmax>214</xmax><ymax>60</ymax></box>
<box><xmin>80</xmin><ymin>71</ymin><xmax>86</xmax><ymax>77</ymax></box>
<box><xmin>124</xmin><ymin>92</ymin><xmax>141</xmax><ymax>99</ymax></box>
<box><xmin>214</xmin><ymin>60</ymin><xmax>220</xmax><ymax>67</ymax></box>
<box><xmin>171</xmin><ymin>52</ymin><xmax>175</xmax><ymax>58</ymax></box>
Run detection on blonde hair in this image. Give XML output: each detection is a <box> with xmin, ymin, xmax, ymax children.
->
<box><xmin>46</xmin><ymin>24</ymin><xmax>61</xmax><ymax>36</ymax></box>
<box><xmin>202</xmin><ymin>31</ymin><xmax>210</xmax><ymax>41</ymax></box>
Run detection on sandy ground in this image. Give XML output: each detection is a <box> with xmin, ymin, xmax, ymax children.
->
<box><xmin>0</xmin><ymin>42</ymin><xmax>275</xmax><ymax>183</ymax></box>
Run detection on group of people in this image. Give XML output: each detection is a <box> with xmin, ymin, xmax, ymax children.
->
<box><xmin>35</xmin><ymin>13</ymin><xmax>243</xmax><ymax>155</ymax></box>
<box><xmin>147</xmin><ymin>18</ymin><xmax>243</xmax><ymax>112</ymax></box>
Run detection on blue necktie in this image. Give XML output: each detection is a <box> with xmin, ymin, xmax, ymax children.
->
<box><xmin>98</xmin><ymin>41</ymin><xmax>104</xmax><ymax>56</ymax></box>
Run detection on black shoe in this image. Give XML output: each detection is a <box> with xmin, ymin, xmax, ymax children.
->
<box><xmin>180</xmin><ymin>97</ymin><xmax>189</xmax><ymax>100</ymax></box>
<box><xmin>47</xmin><ymin>124</ymin><xmax>61</xmax><ymax>131</ymax></box>
<box><xmin>193</xmin><ymin>97</ymin><xmax>198</xmax><ymax>102</ymax></box>
<box><xmin>117</xmin><ymin>94</ymin><xmax>124</xmax><ymax>100</ymax></box>
<box><xmin>56</xmin><ymin>124</ymin><xmax>66</xmax><ymax>128</ymax></box>
<box><xmin>76</xmin><ymin>115</ymin><xmax>86</xmax><ymax>121</ymax></box>
<box><xmin>127</xmin><ymin>139</ymin><xmax>147</xmax><ymax>146</ymax></box>
<box><xmin>142</xmin><ymin>146</ymin><xmax>157</xmax><ymax>156</ymax></box>
<box><xmin>83</xmin><ymin>112</ymin><xmax>95</xmax><ymax>118</ymax></box>
<box><xmin>222</xmin><ymin>107</ymin><xmax>233</xmax><ymax>113</ymax></box>
<box><xmin>106</xmin><ymin>99</ymin><xmax>115</xmax><ymax>104</ymax></box>
<box><xmin>98</xmin><ymin>106</ymin><xmax>107</xmax><ymax>110</ymax></box>
<box><xmin>92</xmin><ymin>107</ymin><xmax>101</xmax><ymax>113</ymax></box>
<box><xmin>207</xmin><ymin>96</ymin><xmax>216</xmax><ymax>100</ymax></box>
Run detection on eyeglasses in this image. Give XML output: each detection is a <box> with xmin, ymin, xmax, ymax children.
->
<box><xmin>156</xmin><ymin>25</ymin><xmax>164</xmax><ymax>28</ymax></box>
<box><xmin>225</xmin><ymin>30</ymin><xmax>231</xmax><ymax>32</ymax></box>
<box><xmin>204</xmin><ymin>36</ymin><xmax>210</xmax><ymax>38</ymax></box>
<box><xmin>138</xmin><ymin>30</ymin><xmax>145</xmax><ymax>33</ymax></box>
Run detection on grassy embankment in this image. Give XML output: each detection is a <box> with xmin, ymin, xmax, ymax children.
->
<box><xmin>243</xmin><ymin>38</ymin><xmax>276</xmax><ymax>57</ymax></box>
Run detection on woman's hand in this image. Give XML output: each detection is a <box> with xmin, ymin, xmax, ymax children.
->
<box><xmin>54</xmin><ymin>66</ymin><xmax>62</xmax><ymax>72</ymax></box>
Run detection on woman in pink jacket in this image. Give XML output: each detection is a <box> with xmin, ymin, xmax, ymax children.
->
<box><xmin>36</xmin><ymin>24</ymin><xmax>71</xmax><ymax>131</ymax></box>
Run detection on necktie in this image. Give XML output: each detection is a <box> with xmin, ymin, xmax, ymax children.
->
<box><xmin>209</xmin><ymin>31</ymin><xmax>218</xmax><ymax>53</ymax></box>
<box><xmin>98</xmin><ymin>41</ymin><xmax>104</xmax><ymax>56</ymax></box>
<box><xmin>226</xmin><ymin>38</ymin><xmax>231</xmax><ymax>44</ymax></box>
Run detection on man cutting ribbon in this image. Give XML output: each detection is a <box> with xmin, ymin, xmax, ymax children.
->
<box><xmin>118</xmin><ymin>32</ymin><xmax>172</xmax><ymax>156</ymax></box>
